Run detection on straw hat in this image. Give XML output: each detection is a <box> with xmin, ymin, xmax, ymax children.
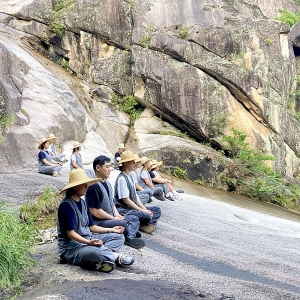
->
<box><xmin>118</xmin><ymin>143</ymin><xmax>126</xmax><ymax>149</ymax></box>
<box><xmin>48</xmin><ymin>133</ymin><xmax>58</xmax><ymax>139</ymax></box>
<box><xmin>60</xmin><ymin>168</ymin><xmax>101</xmax><ymax>193</ymax></box>
<box><xmin>150</xmin><ymin>159</ymin><xmax>163</xmax><ymax>168</ymax></box>
<box><xmin>72</xmin><ymin>141</ymin><xmax>82</xmax><ymax>149</ymax></box>
<box><xmin>133</xmin><ymin>154</ymin><xmax>142</xmax><ymax>163</ymax></box>
<box><xmin>38</xmin><ymin>137</ymin><xmax>52</xmax><ymax>149</ymax></box>
<box><xmin>118</xmin><ymin>151</ymin><xmax>136</xmax><ymax>164</ymax></box>
<box><xmin>140</xmin><ymin>156</ymin><xmax>151</xmax><ymax>165</ymax></box>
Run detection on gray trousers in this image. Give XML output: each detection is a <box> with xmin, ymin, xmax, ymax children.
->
<box><xmin>94</xmin><ymin>214</ymin><xmax>140</xmax><ymax>239</ymax></box>
<box><xmin>38</xmin><ymin>164</ymin><xmax>62</xmax><ymax>175</ymax></box>
<box><xmin>63</xmin><ymin>232</ymin><xmax>124</xmax><ymax>266</ymax></box>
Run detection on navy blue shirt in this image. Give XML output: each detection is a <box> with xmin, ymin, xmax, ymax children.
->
<box><xmin>38</xmin><ymin>150</ymin><xmax>49</xmax><ymax>160</ymax></box>
<box><xmin>58</xmin><ymin>199</ymin><xmax>94</xmax><ymax>237</ymax></box>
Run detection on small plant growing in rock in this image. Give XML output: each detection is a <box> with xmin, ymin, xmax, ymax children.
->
<box><xmin>54</xmin><ymin>0</ymin><xmax>76</xmax><ymax>17</ymax></box>
<box><xmin>177</xmin><ymin>27</ymin><xmax>189</xmax><ymax>40</ymax></box>
<box><xmin>57</xmin><ymin>57</ymin><xmax>69</xmax><ymax>69</ymax></box>
<box><xmin>139</xmin><ymin>34</ymin><xmax>152</xmax><ymax>48</ymax></box>
<box><xmin>50</xmin><ymin>22</ymin><xmax>67</xmax><ymax>36</ymax></box>
<box><xmin>112</xmin><ymin>94</ymin><xmax>143</xmax><ymax>123</ymax></box>
<box><xmin>264</xmin><ymin>38</ymin><xmax>274</xmax><ymax>45</ymax></box>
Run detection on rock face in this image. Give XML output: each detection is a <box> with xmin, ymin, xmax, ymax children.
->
<box><xmin>1</xmin><ymin>0</ymin><xmax>300</xmax><ymax>180</ymax></box>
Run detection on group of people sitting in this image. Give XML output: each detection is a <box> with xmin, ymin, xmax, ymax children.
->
<box><xmin>37</xmin><ymin>135</ymin><xmax>94</xmax><ymax>178</ymax></box>
<box><xmin>38</xmin><ymin>137</ymin><xmax>183</xmax><ymax>273</ymax></box>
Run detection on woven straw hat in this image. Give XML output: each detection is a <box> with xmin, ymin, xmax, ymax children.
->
<box><xmin>118</xmin><ymin>151</ymin><xmax>136</xmax><ymax>164</ymax></box>
<box><xmin>150</xmin><ymin>159</ymin><xmax>163</xmax><ymax>168</ymax></box>
<box><xmin>48</xmin><ymin>133</ymin><xmax>58</xmax><ymax>139</ymax></box>
<box><xmin>140</xmin><ymin>156</ymin><xmax>151</xmax><ymax>165</ymax></box>
<box><xmin>133</xmin><ymin>154</ymin><xmax>142</xmax><ymax>163</ymax></box>
<box><xmin>38</xmin><ymin>137</ymin><xmax>52</xmax><ymax>149</ymax></box>
<box><xmin>118</xmin><ymin>143</ymin><xmax>126</xmax><ymax>149</ymax></box>
<box><xmin>60</xmin><ymin>168</ymin><xmax>101</xmax><ymax>193</ymax></box>
<box><xmin>72</xmin><ymin>141</ymin><xmax>82</xmax><ymax>149</ymax></box>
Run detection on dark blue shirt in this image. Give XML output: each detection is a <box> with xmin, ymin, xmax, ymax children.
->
<box><xmin>58</xmin><ymin>199</ymin><xmax>94</xmax><ymax>237</ymax></box>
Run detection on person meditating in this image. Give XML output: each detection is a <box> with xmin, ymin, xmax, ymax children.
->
<box><xmin>38</xmin><ymin>137</ymin><xmax>62</xmax><ymax>177</ymax></box>
<box><xmin>57</xmin><ymin>168</ymin><xmax>135</xmax><ymax>273</ymax></box>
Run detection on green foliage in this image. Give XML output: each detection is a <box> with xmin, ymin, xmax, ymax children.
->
<box><xmin>220</xmin><ymin>128</ymin><xmax>298</xmax><ymax>208</ymax></box>
<box><xmin>177</xmin><ymin>27</ymin><xmax>189</xmax><ymax>40</ymax></box>
<box><xmin>54</xmin><ymin>0</ymin><xmax>75</xmax><ymax>17</ymax></box>
<box><xmin>209</xmin><ymin>114</ymin><xmax>227</xmax><ymax>136</ymax></box>
<box><xmin>275</xmin><ymin>9</ymin><xmax>300</xmax><ymax>27</ymax></box>
<box><xmin>171</xmin><ymin>166</ymin><xmax>188</xmax><ymax>180</ymax></box>
<box><xmin>264</xmin><ymin>38</ymin><xmax>274</xmax><ymax>45</ymax></box>
<box><xmin>57</xmin><ymin>57</ymin><xmax>69</xmax><ymax>69</ymax></box>
<box><xmin>183</xmin><ymin>157</ymin><xmax>191</xmax><ymax>163</ymax></box>
<box><xmin>139</xmin><ymin>34</ymin><xmax>152</xmax><ymax>48</ymax></box>
<box><xmin>295</xmin><ymin>112</ymin><xmax>300</xmax><ymax>122</ymax></box>
<box><xmin>50</xmin><ymin>23</ymin><xmax>67</xmax><ymax>36</ymax></box>
<box><xmin>112</xmin><ymin>94</ymin><xmax>143</xmax><ymax>123</ymax></box>
<box><xmin>0</xmin><ymin>115</ymin><xmax>15</xmax><ymax>128</ymax></box>
<box><xmin>20</xmin><ymin>187</ymin><xmax>61</xmax><ymax>229</ymax></box>
<box><xmin>0</xmin><ymin>202</ymin><xmax>35</xmax><ymax>289</ymax></box>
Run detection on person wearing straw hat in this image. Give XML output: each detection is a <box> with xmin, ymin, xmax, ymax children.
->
<box><xmin>38</xmin><ymin>137</ymin><xmax>62</xmax><ymax>177</ymax></box>
<box><xmin>48</xmin><ymin>133</ymin><xmax>68</xmax><ymax>163</ymax></box>
<box><xmin>114</xmin><ymin>151</ymin><xmax>161</xmax><ymax>235</ymax></box>
<box><xmin>150</xmin><ymin>159</ymin><xmax>182</xmax><ymax>201</ymax></box>
<box><xmin>85</xmin><ymin>155</ymin><xmax>145</xmax><ymax>249</ymax></box>
<box><xmin>129</xmin><ymin>154</ymin><xmax>153</xmax><ymax>205</ymax></box>
<box><xmin>114</xmin><ymin>142</ymin><xmax>126</xmax><ymax>167</ymax></box>
<box><xmin>70</xmin><ymin>141</ymin><xmax>95</xmax><ymax>179</ymax></box>
<box><xmin>138</xmin><ymin>157</ymin><xmax>167</xmax><ymax>201</ymax></box>
<box><xmin>57</xmin><ymin>168</ymin><xmax>135</xmax><ymax>273</ymax></box>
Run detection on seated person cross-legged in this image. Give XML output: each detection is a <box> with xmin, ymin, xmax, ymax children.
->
<box><xmin>114</xmin><ymin>151</ymin><xmax>161</xmax><ymax>235</ymax></box>
<box><xmin>57</xmin><ymin>168</ymin><xmax>134</xmax><ymax>273</ymax></box>
<box><xmin>138</xmin><ymin>156</ymin><xmax>167</xmax><ymax>201</ymax></box>
<box><xmin>149</xmin><ymin>159</ymin><xmax>183</xmax><ymax>201</ymax></box>
<box><xmin>37</xmin><ymin>137</ymin><xmax>62</xmax><ymax>177</ymax></box>
<box><xmin>85</xmin><ymin>155</ymin><xmax>145</xmax><ymax>249</ymax></box>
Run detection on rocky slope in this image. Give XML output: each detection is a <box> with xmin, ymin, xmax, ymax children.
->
<box><xmin>1</xmin><ymin>0</ymin><xmax>300</xmax><ymax>183</ymax></box>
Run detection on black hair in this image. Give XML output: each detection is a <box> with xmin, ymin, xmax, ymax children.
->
<box><xmin>65</xmin><ymin>187</ymin><xmax>75</xmax><ymax>198</ymax></box>
<box><xmin>93</xmin><ymin>155</ymin><xmax>111</xmax><ymax>171</ymax></box>
<box><xmin>118</xmin><ymin>164</ymin><xmax>124</xmax><ymax>171</ymax></box>
<box><xmin>41</xmin><ymin>141</ymin><xmax>47</xmax><ymax>150</ymax></box>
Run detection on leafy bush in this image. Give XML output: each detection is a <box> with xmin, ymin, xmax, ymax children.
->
<box><xmin>20</xmin><ymin>187</ymin><xmax>61</xmax><ymax>229</ymax></box>
<box><xmin>0</xmin><ymin>203</ymin><xmax>35</xmax><ymax>289</ymax></box>
<box><xmin>171</xmin><ymin>166</ymin><xmax>188</xmax><ymax>180</ymax></box>
<box><xmin>112</xmin><ymin>94</ymin><xmax>143</xmax><ymax>123</ymax></box>
<box><xmin>220</xmin><ymin>128</ymin><xmax>298</xmax><ymax>208</ymax></box>
<box><xmin>139</xmin><ymin>34</ymin><xmax>152</xmax><ymax>48</ymax></box>
<box><xmin>50</xmin><ymin>23</ymin><xmax>67</xmax><ymax>36</ymax></box>
<box><xmin>275</xmin><ymin>9</ymin><xmax>300</xmax><ymax>27</ymax></box>
<box><xmin>177</xmin><ymin>27</ymin><xmax>189</xmax><ymax>39</ymax></box>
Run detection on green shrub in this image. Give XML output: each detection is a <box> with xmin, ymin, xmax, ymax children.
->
<box><xmin>50</xmin><ymin>23</ymin><xmax>67</xmax><ymax>36</ymax></box>
<box><xmin>20</xmin><ymin>187</ymin><xmax>61</xmax><ymax>229</ymax></box>
<box><xmin>177</xmin><ymin>27</ymin><xmax>189</xmax><ymax>39</ymax></box>
<box><xmin>0</xmin><ymin>202</ymin><xmax>35</xmax><ymax>289</ymax></box>
<box><xmin>112</xmin><ymin>94</ymin><xmax>143</xmax><ymax>123</ymax></box>
<box><xmin>171</xmin><ymin>166</ymin><xmax>188</xmax><ymax>180</ymax></box>
<box><xmin>57</xmin><ymin>57</ymin><xmax>69</xmax><ymax>69</ymax></box>
<box><xmin>139</xmin><ymin>34</ymin><xmax>152</xmax><ymax>48</ymax></box>
<box><xmin>220</xmin><ymin>128</ymin><xmax>298</xmax><ymax>208</ymax></box>
<box><xmin>275</xmin><ymin>9</ymin><xmax>300</xmax><ymax>27</ymax></box>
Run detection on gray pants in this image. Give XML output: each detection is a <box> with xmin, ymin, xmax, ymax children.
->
<box><xmin>38</xmin><ymin>164</ymin><xmax>62</xmax><ymax>175</ymax></box>
<box><xmin>95</xmin><ymin>214</ymin><xmax>140</xmax><ymax>239</ymax></box>
<box><xmin>63</xmin><ymin>232</ymin><xmax>124</xmax><ymax>266</ymax></box>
